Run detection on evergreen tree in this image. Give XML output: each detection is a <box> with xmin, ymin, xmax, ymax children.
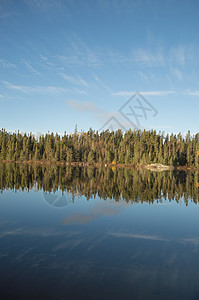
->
<box><xmin>0</xmin><ymin>128</ymin><xmax>198</xmax><ymax>168</ymax></box>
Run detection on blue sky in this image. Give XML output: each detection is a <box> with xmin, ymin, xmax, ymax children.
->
<box><xmin>0</xmin><ymin>0</ymin><xmax>199</xmax><ymax>135</ymax></box>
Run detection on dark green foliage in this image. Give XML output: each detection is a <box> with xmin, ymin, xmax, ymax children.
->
<box><xmin>0</xmin><ymin>128</ymin><xmax>198</xmax><ymax>167</ymax></box>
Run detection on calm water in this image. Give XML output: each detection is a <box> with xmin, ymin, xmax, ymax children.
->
<box><xmin>0</xmin><ymin>163</ymin><xmax>199</xmax><ymax>300</ymax></box>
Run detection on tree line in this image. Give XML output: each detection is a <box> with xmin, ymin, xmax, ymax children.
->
<box><xmin>0</xmin><ymin>128</ymin><xmax>199</xmax><ymax>167</ymax></box>
<box><xmin>0</xmin><ymin>163</ymin><xmax>198</xmax><ymax>204</ymax></box>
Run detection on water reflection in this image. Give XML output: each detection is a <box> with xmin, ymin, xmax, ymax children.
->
<box><xmin>1</xmin><ymin>164</ymin><xmax>199</xmax><ymax>299</ymax></box>
<box><xmin>0</xmin><ymin>163</ymin><xmax>198</xmax><ymax>205</ymax></box>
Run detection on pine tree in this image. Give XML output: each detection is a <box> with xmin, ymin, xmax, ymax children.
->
<box><xmin>87</xmin><ymin>150</ymin><xmax>95</xmax><ymax>163</ymax></box>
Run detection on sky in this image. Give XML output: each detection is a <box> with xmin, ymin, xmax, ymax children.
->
<box><xmin>0</xmin><ymin>0</ymin><xmax>199</xmax><ymax>135</ymax></box>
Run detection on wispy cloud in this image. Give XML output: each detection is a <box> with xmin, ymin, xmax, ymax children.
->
<box><xmin>133</xmin><ymin>45</ymin><xmax>196</xmax><ymax>69</ymax></box>
<box><xmin>169</xmin><ymin>46</ymin><xmax>185</xmax><ymax>66</ymax></box>
<box><xmin>170</xmin><ymin>67</ymin><xmax>182</xmax><ymax>80</ymax></box>
<box><xmin>61</xmin><ymin>73</ymin><xmax>89</xmax><ymax>87</ymax></box>
<box><xmin>92</xmin><ymin>74</ymin><xmax>112</xmax><ymax>92</ymax></box>
<box><xmin>56</xmin><ymin>55</ymin><xmax>83</xmax><ymax>66</ymax></box>
<box><xmin>138</xmin><ymin>71</ymin><xmax>148</xmax><ymax>81</ymax></box>
<box><xmin>39</xmin><ymin>54</ymin><xmax>54</xmax><ymax>67</ymax></box>
<box><xmin>67</xmin><ymin>99</ymin><xmax>131</xmax><ymax>131</ymax></box>
<box><xmin>20</xmin><ymin>59</ymin><xmax>40</xmax><ymax>75</ymax></box>
<box><xmin>104</xmin><ymin>49</ymin><xmax>128</xmax><ymax>64</ymax></box>
<box><xmin>0</xmin><ymin>58</ymin><xmax>16</xmax><ymax>68</ymax></box>
<box><xmin>113</xmin><ymin>90</ymin><xmax>176</xmax><ymax>97</ymax></box>
<box><xmin>37</xmin><ymin>55</ymin><xmax>64</xmax><ymax>72</ymax></box>
<box><xmin>3</xmin><ymin>81</ymin><xmax>69</xmax><ymax>94</ymax></box>
<box><xmin>133</xmin><ymin>48</ymin><xmax>165</xmax><ymax>67</ymax></box>
<box><xmin>23</xmin><ymin>0</ymin><xmax>62</xmax><ymax>12</ymax></box>
<box><xmin>68</xmin><ymin>34</ymin><xmax>101</xmax><ymax>67</ymax></box>
<box><xmin>67</xmin><ymin>99</ymin><xmax>100</xmax><ymax>113</ymax></box>
<box><xmin>184</xmin><ymin>90</ymin><xmax>199</xmax><ymax>96</ymax></box>
<box><xmin>54</xmin><ymin>37</ymin><xmax>101</xmax><ymax>69</ymax></box>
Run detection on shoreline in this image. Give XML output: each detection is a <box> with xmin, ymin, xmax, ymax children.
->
<box><xmin>0</xmin><ymin>160</ymin><xmax>197</xmax><ymax>171</ymax></box>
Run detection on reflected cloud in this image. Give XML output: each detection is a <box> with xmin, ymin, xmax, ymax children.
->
<box><xmin>63</xmin><ymin>201</ymin><xmax>125</xmax><ymax>225</ymax></box>
<box><xmin>180</xmin><ymin>238</ymin><xmax>199</xmax><ymax>245</ymax></box>
<box><xmin>63</xmin><ymin>213</ymin><xmax>97</xmax><ymax>225</ymax></box>
<box><xmin>87</xmin><ymin>235</ymin><xmax>107</xmax><ymax>252</ymax></box>
<box><xmin>108</xmin><ymin>232</ymin><xmax>170</xmax><ymax>242</ymax></box>
<box><xmin>108</xmin><ymin>232</ymin><xmax>199</xmax><ymax>245</ymax></box>
<box><xmin>0</xmin><ymin>227</ymin><xmax>64</xmax><ymax>238</ymax></box>
<box><xmin>53</xmin><ymin>238</ymin><xmax>84</xmax><ymax>252</ymax></box>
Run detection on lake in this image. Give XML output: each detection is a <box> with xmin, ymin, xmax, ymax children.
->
<box><xmin>0</xmin><ymin>163</ymin><xmax>199</xmax><ymax>300</ymax></box>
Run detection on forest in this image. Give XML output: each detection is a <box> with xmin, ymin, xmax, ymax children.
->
<box><xmin>0</xmin><ymin>128</ymin><xmax>199</xmax><ymax>167</ymax></box>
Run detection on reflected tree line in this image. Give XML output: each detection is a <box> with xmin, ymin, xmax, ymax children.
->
<box><xmin>0</xmin><ymin>163</ymin><xmax>198</xmax><ymax>205</ymax></box>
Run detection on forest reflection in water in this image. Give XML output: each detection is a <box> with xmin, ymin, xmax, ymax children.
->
<box><xmin>1</xmin><ymin>163</ymin><xmax>199</xmax><ymax>300</ymax></box>
<box><xmin>0</xmin><ymin>163</ymin><xmax>198</xmax><ymax>205</ymax></box>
